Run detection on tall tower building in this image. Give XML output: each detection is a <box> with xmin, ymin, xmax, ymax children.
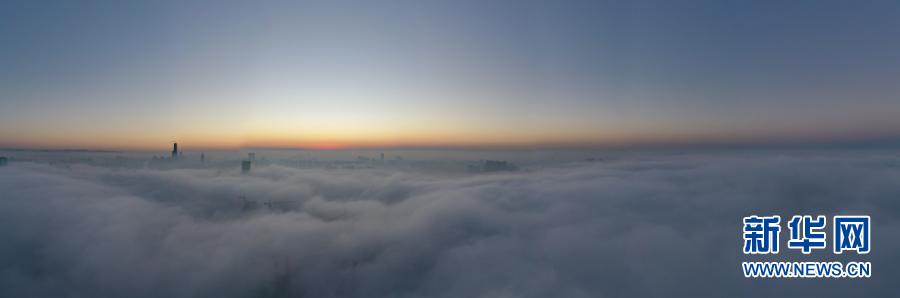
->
<box><xmin>172</xmin><ymin>143</ymin><xmax>178</xmax><ymax>160</ymax></box>
<box><xmin>242</xmin><ymin>160</ymin><xmax>251</xmax><ymax>173</ymax></box>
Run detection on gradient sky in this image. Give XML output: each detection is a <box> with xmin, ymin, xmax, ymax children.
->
<box><xmin>2</xmin><ymin>0</ymin><xmax>900</xmax><ymax>150</ymax></box>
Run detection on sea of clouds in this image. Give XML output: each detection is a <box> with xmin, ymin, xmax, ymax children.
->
<box><xmin>1</xmin><ymin>151</ymin><xmax>899</xmax><ymax>297</ymax></box>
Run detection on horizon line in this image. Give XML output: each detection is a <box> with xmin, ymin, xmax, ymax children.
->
<box><xmin>3</xmin><ymin>136</ymin><xmax>900</xmax><ymax>153</ymax></box>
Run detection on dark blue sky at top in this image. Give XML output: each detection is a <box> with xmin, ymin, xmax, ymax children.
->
<box><xmin>2</xmin><ymin>0</ymin><xmax>900</xmax><ymax>149</ymax></box>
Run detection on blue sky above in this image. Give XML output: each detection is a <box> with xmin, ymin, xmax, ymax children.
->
<box><xmin>2</xmin><ymin>0</ymin><xmax>900</xmax><ymax>150</ymax></box>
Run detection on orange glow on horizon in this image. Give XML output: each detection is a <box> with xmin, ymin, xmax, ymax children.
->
<box><xmin>4</xmin><ymin>122</ymin><xmax>899</xmax><ymax>152</ymax></box>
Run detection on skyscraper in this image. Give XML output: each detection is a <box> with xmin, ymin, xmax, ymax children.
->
<box><xmin>242</xmin><ymin>160</ymin><xmax>251</xmax><ymax>173</ymax></box>
<box><xmin>172</xmin><ymin>143</ymin><xmax>178</xmax><ymax>160</ymax></box>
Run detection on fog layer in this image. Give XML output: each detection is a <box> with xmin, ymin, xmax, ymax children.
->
<box><xmin>1</xmin><ymin>152</ymin><xmax>898</xmax><ymax>297</ymax></box>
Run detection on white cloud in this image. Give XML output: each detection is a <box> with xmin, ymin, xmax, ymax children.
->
<box><xmin>1</xmin><ymin>152</ymin><xmax>898</xmax><ymax>297</ymax></box>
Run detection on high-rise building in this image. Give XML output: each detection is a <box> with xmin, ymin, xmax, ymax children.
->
<box><xmin>242</xmin><ymin>160</ymin><xmax>251</xmax><ymax>173</ymax></box>
<box><xmin>172</xmin><ymin>143</ymin><xmax>178</xmax><ymax>160</ymax></box>
<box><xmin>201</xmin><ymin>152</ymin><xmax>205</xmax><ymax>163</ymax></box>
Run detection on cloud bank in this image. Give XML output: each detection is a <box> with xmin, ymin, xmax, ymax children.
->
<box><xmin>1</xmin><ymin>152</ymin><xmax>899</xmax><ymax>297</ymax></box>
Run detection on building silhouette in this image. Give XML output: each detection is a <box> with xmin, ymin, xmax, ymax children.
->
<box><xmin>172</xmin><ymin>143</ymin><xmax>178</xmax><ymax>160</ymax></box>
<box><xmin>468</xmin><ymin>160</ymin><xmax>518</xmax><ymax>173</ymax></box>
<box><xmin>483</xmin><ymin>160</ymin><xmax>515</xmax><ymax>172</ymax></box>
<box><xmin>242</xmin><ymin>160</ymin><xmax>251</xmax><ymax>173</ymax></box>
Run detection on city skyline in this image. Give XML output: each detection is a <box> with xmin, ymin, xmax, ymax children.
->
<box><xmin>3</xmin><ymin>2</ymin><xmax>900</xmax><ymax>296</ymax></box>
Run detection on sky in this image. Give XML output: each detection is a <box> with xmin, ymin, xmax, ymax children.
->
<box><xmin>2</xmin><ymin>0</ymin><xmax>900</xmax><ymax>150</ymax></box>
